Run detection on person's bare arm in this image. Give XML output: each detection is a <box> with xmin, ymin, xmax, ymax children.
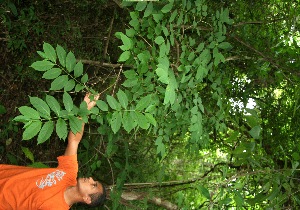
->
<box><xmin>64</xmin><ymin>93</ymin><xmax>99</xmax><ymax>156</ymax></box>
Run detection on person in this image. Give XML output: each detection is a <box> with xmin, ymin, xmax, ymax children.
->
<box><xmin>0</xmin><ymin>93</ymin><xmax>106</xmax><ymax>210</ymax></box>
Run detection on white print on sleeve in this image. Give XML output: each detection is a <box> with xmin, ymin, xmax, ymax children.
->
<box><xmin>36</xmin><ymin>170</ymin><xmax>66</xmax><ymax>189</ymax></box>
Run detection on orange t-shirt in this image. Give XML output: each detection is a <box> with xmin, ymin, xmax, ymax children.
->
<box><xmin>0</xmin><ymin>155</ymin><xmax>78</xmax><ymax>210</ymax></box>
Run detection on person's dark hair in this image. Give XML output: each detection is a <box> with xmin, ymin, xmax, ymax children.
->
<box><xmin>87</xmin><ymin>182</ymin><xmax>106</xmax><ymax>207</ymax></box>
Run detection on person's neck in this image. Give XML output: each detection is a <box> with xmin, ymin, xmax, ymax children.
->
<box><xmin>64</xmin><ymin>186</ymin><xmax>81</xmax><ymax>206</ymax></box>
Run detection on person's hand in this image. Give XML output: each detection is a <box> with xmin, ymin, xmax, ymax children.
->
<box><xmin>84</xmin><ymin>93</ymin><xmax>100</xmax><ymax>110</ymax></box>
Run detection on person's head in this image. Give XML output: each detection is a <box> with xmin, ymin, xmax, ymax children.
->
<box><xmin>77</xmin><ymin>177</ymin><xmax>106</xmax><ymax>207</ymax></box>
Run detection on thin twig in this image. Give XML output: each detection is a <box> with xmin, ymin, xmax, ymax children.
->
<box><xmin>112</xmin><ymin>65</ymin><xmax>123</xmax><ymax>96</ymax></box>
<box><xmin>233</xmin><ymin>35</ymin><xmax>292</xmax><ymax>83</ymax></box>
<box><xmin>112</xmin><ymin>0</ymin><xmax>123</xmax><ymax>8</ymax></box>
<box><xmin>103</xmin><ymin>9</ymin><xmax>116</xmax><ymax>61</ymax></box>
<box><xmin>0</xmin><ymin>37</ymin><xmax>8</xmax><ymax>41</ymax></box>
<box><xmin>79</xmin><ymin>59</ymin><xmax>132</xmax><ymax>69</ymax></box>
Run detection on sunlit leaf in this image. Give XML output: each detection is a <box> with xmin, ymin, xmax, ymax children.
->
<box><xmin>21</xmin><ymin>147</ymin><xmax>34</xmax><ymax>162</ymax></box>
<box><xmin>74</xmin><ymin>61</ymin><xmax>83</xmax><ymax>77</ymax></box>
<box><xmin>110</xmin><ymin>111</ymin><xmax>122</xmax><ymax>133</ymax></box>
<box><xmin>122</xmin><ymin>111</ymin><xmax>136</xmax><ymax>133</ymax></box>
<box><xmin>64</xmin><ymin>79</ymin><xmax>76</xmax><ymax>92</ymax></box>
<box><xmin>81</xmin><ymin>73</ymin><xmax>88</xmax><ymax>83</ymax></box>
<box><xmin>155</xmin><ymin>36</ymin><xmax>165</xmax><ymax>45</ymax></box>
<box><xmin>249</xmin><ymin>125</ymin><xmax>261</xmax><ymax>139</ymax></box>
<box><xmin>46</xmin><ymin>95</ymin><xmax>61</xmax><ymax>116</ymax></box>
<box><xmin>23</xmin><ymin>120</ymin><xmax>42</xmax><ymax>140</ymax></box>
<box><xmin>198</xmin><ymin>185</ymin><xmax>210</xmax><ymax>200</ymax></box>
<box><xmin>63</xmin><ymin>92</ymin><xmax>73</xmax><ymax>112</ymax></box>
<box><xmin>135</xmin><ymin>1</ymin><xmax>147</xmax><ymax>11</ymax></box>
<box><xmin>42</xmin><ymin>68</ymin><xmax>62</xmax><ymax>80</ymax></box>
<box><xmin>155</xmin><ymin>67</ymin><xmax>169</xmax><ymax>84</ymax></box>
<box><xmin>116</xmin><ymin>32</ymin><xmax>132</xmax><ymax>51</ymax></box>
<box><xmin>155</xmin><ymin>137</ymin><xmax>165</xmax><ymax>156</ymax></box>
<box><xmin>107</xmin><ymin>95</ymin><xmax>121</xmax><ymax>110</ymax></box>
<box><xmin>31</xmin><ymin>60</ymin><xmax>54</xmax><ymax>71</ymax></box>
<box><xmin>164</xmin><ymin>84</ymin><xmax>176</xmax><ymax>105</ymax></box>
<box><xmin>50</xmin><ymin>75</ymin><xmax>68</xmax><ymax>90</ymax></box>
<box><xmin>37</xmin><ymin>121</ymin><xmax>54</xmax><ymax>144</ymax></box>
<box><xmin>18</xmin><ymin>106</ymin><xmax>40</xmax><ymax>119</ymax></box>
<box><xmin>96</xmin><ymin>100</ymin><xmax>109</xmax><ymax>111</ymax></box>
<box><xmin>13</xmin><ymin>115</ymin><xmax>29</xmax><ymax>122</ymax></box>
<box><xmin>144</xmin><ymin>2</ymin><xmax>153</xmax><ymax>17</ymax></box>
<box><xmin>136</xmin><ymin>94</ymin><xmax>152</xmax><ymax>111</ymax></box>
<box><xmin>75</xmin><ymin>84</ymin><xmax>85</xmax><ymax>92</ymax></box>
<box><xmin>116</xmin><ymin>89</ymin><xmax>128</xmax><ymax>109</ymax></box>
<box><xmin>118</xmin><ymin>51</ymin><xmax>131</xmax><ymax>62</ymax></box>
<box><xmin>56</xmin><ymin>44</ymin><xmax>67</xmax><ymax>67</ymax></box>
<box><xmin>30</xmin><ymin>97</ymin><xmax>51</xmax><ymax>119</ymax></box>
<box><xmin>161</xmin><ymin>1</ymin><xmax>173</xmax><ymax>13</ymax></box>
<box><xmin>56</xmin><ymin>118</ymin><xmax>68</xmax><ymax>140</ymax></box>
<box><xmin>66</xmin><ymin>51</ymin><xmax>76</xmax><ymax>72</ymax></box>
<box><xmin>134</xmin><ymin>112</ymin><xmax>149</xmax><ymax>129</ymax></box>
<box><xmin>69</xmin><ymin>116</ymin><xmax>83</xmax><ymax>134</ymax></box>
<box><xmin>43</xmin><ymin>42</ymin><xmax>56</xmax><ymax>63</ymax></box>
<box><xmin>145</xmin><ymin>113</ymin><xmax>157</xmax><ymax>127</ymax></box>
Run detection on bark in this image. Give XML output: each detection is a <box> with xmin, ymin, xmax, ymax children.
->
<box><xmin>121</xmin><ymin>191</ymin><xmax>178</xmax><ymax>210</ymax></box>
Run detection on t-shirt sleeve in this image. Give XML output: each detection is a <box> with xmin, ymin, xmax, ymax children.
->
<box><xmin>57</xmin><ymin>155</ymin><xmax>78</xmax><ymax>175</ymax></box>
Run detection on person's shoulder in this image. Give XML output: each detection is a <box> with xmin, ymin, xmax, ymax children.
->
<box><xmin>57</xmin><ymin>155</ymin><xmax>78</xmax><ymax>169</ymax></box>
<box><xmin>57</xmin><ymin>154</ymin><xmax>77</xmax><ymax>162</ymax></box>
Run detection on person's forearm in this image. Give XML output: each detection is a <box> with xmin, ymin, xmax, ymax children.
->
<box><xmin>64</xmin><ymin>93</ymin><xmax>99</xmax><ymax>156</ymax></box>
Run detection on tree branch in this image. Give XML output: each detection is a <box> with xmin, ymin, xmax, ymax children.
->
<box><xmin>79</xmin><ymin>59</ymin><xmax>132</xmax><ymax>69</ymax></box>
<box><xmin>112</xmin><ymin>0</ymin><xmax>123</xmax><ymax>8</ymax></box>
<box><xmin>121</xmin><ymin>191</ymin><xmax>178</xmax><ymax>210</ymax></box>
<box><xmin>103</xmin><ymin>9</ymin><xmax>115</xmax><ymax>61</ymax></box>
<box><xmin>232</xmin><ymin>35</ymin><xmax>292</xmax><ymax>83</ymax></box>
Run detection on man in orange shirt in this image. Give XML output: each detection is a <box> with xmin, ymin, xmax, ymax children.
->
<box><xmin>0</xmin><ymin>93</ymin><xmax>106</xmax><ymax>210</ymax></box>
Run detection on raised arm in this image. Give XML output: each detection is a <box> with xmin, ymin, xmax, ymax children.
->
<box><xmin>64</xmin><ymin>93</ymin><xmax>99</xmax><ymax>156</ymax></box>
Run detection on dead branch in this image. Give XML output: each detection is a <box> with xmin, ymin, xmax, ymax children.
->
<box><xmin>103</xmin><ymin>9</ymin><xmax>116</xmax><ymax>61</ymax></box>
<box><xmin>112</xmin><ymin>0</ymin><xmax>123</xmax><ymax>8</ymax></box>
<box><xmin>79</xmin><ymin>59</ymin><xmax>132</xmax><ymax>69</ymax></box>
<box><xmin>121</xmin><ymin>191</ymin><xmax>178</xmax><ymax>210</ymax></box>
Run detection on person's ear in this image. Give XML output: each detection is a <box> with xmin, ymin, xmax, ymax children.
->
<box><xmin>83</xmin><ymin>195</ymin><xmax>91</xmax><ymax>204</ymax></box>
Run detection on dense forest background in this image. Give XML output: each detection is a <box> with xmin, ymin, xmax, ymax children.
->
<box><xmin>1</xmin><ymin>0</ymin><xmax>300</xmax><ymax>209</ymax></box>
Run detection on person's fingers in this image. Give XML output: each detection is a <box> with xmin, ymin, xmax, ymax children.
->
<box><xmin>94</xmin><ymin>93</ymin><xmax>100</xmax><ymax>101</ymax></box>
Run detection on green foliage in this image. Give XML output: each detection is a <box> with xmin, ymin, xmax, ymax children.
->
<box><xmin>6</xmin><ymin>0</ymin><xmax>300</xmax><ymax>209</ymax></box>
<box><xmin>1</xmin><ymin>3</ymin><xmax>44</xmax><ymax>51</ymax></box>
<box><xmin>115</xmin><ymin>0</ymin><xmax>235</xmax><ymax>160</ymax></box>
<box><xmin>13</xmin><ymin>43</ymin><xmax>90</xmax><ymax>142</ymax></box>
